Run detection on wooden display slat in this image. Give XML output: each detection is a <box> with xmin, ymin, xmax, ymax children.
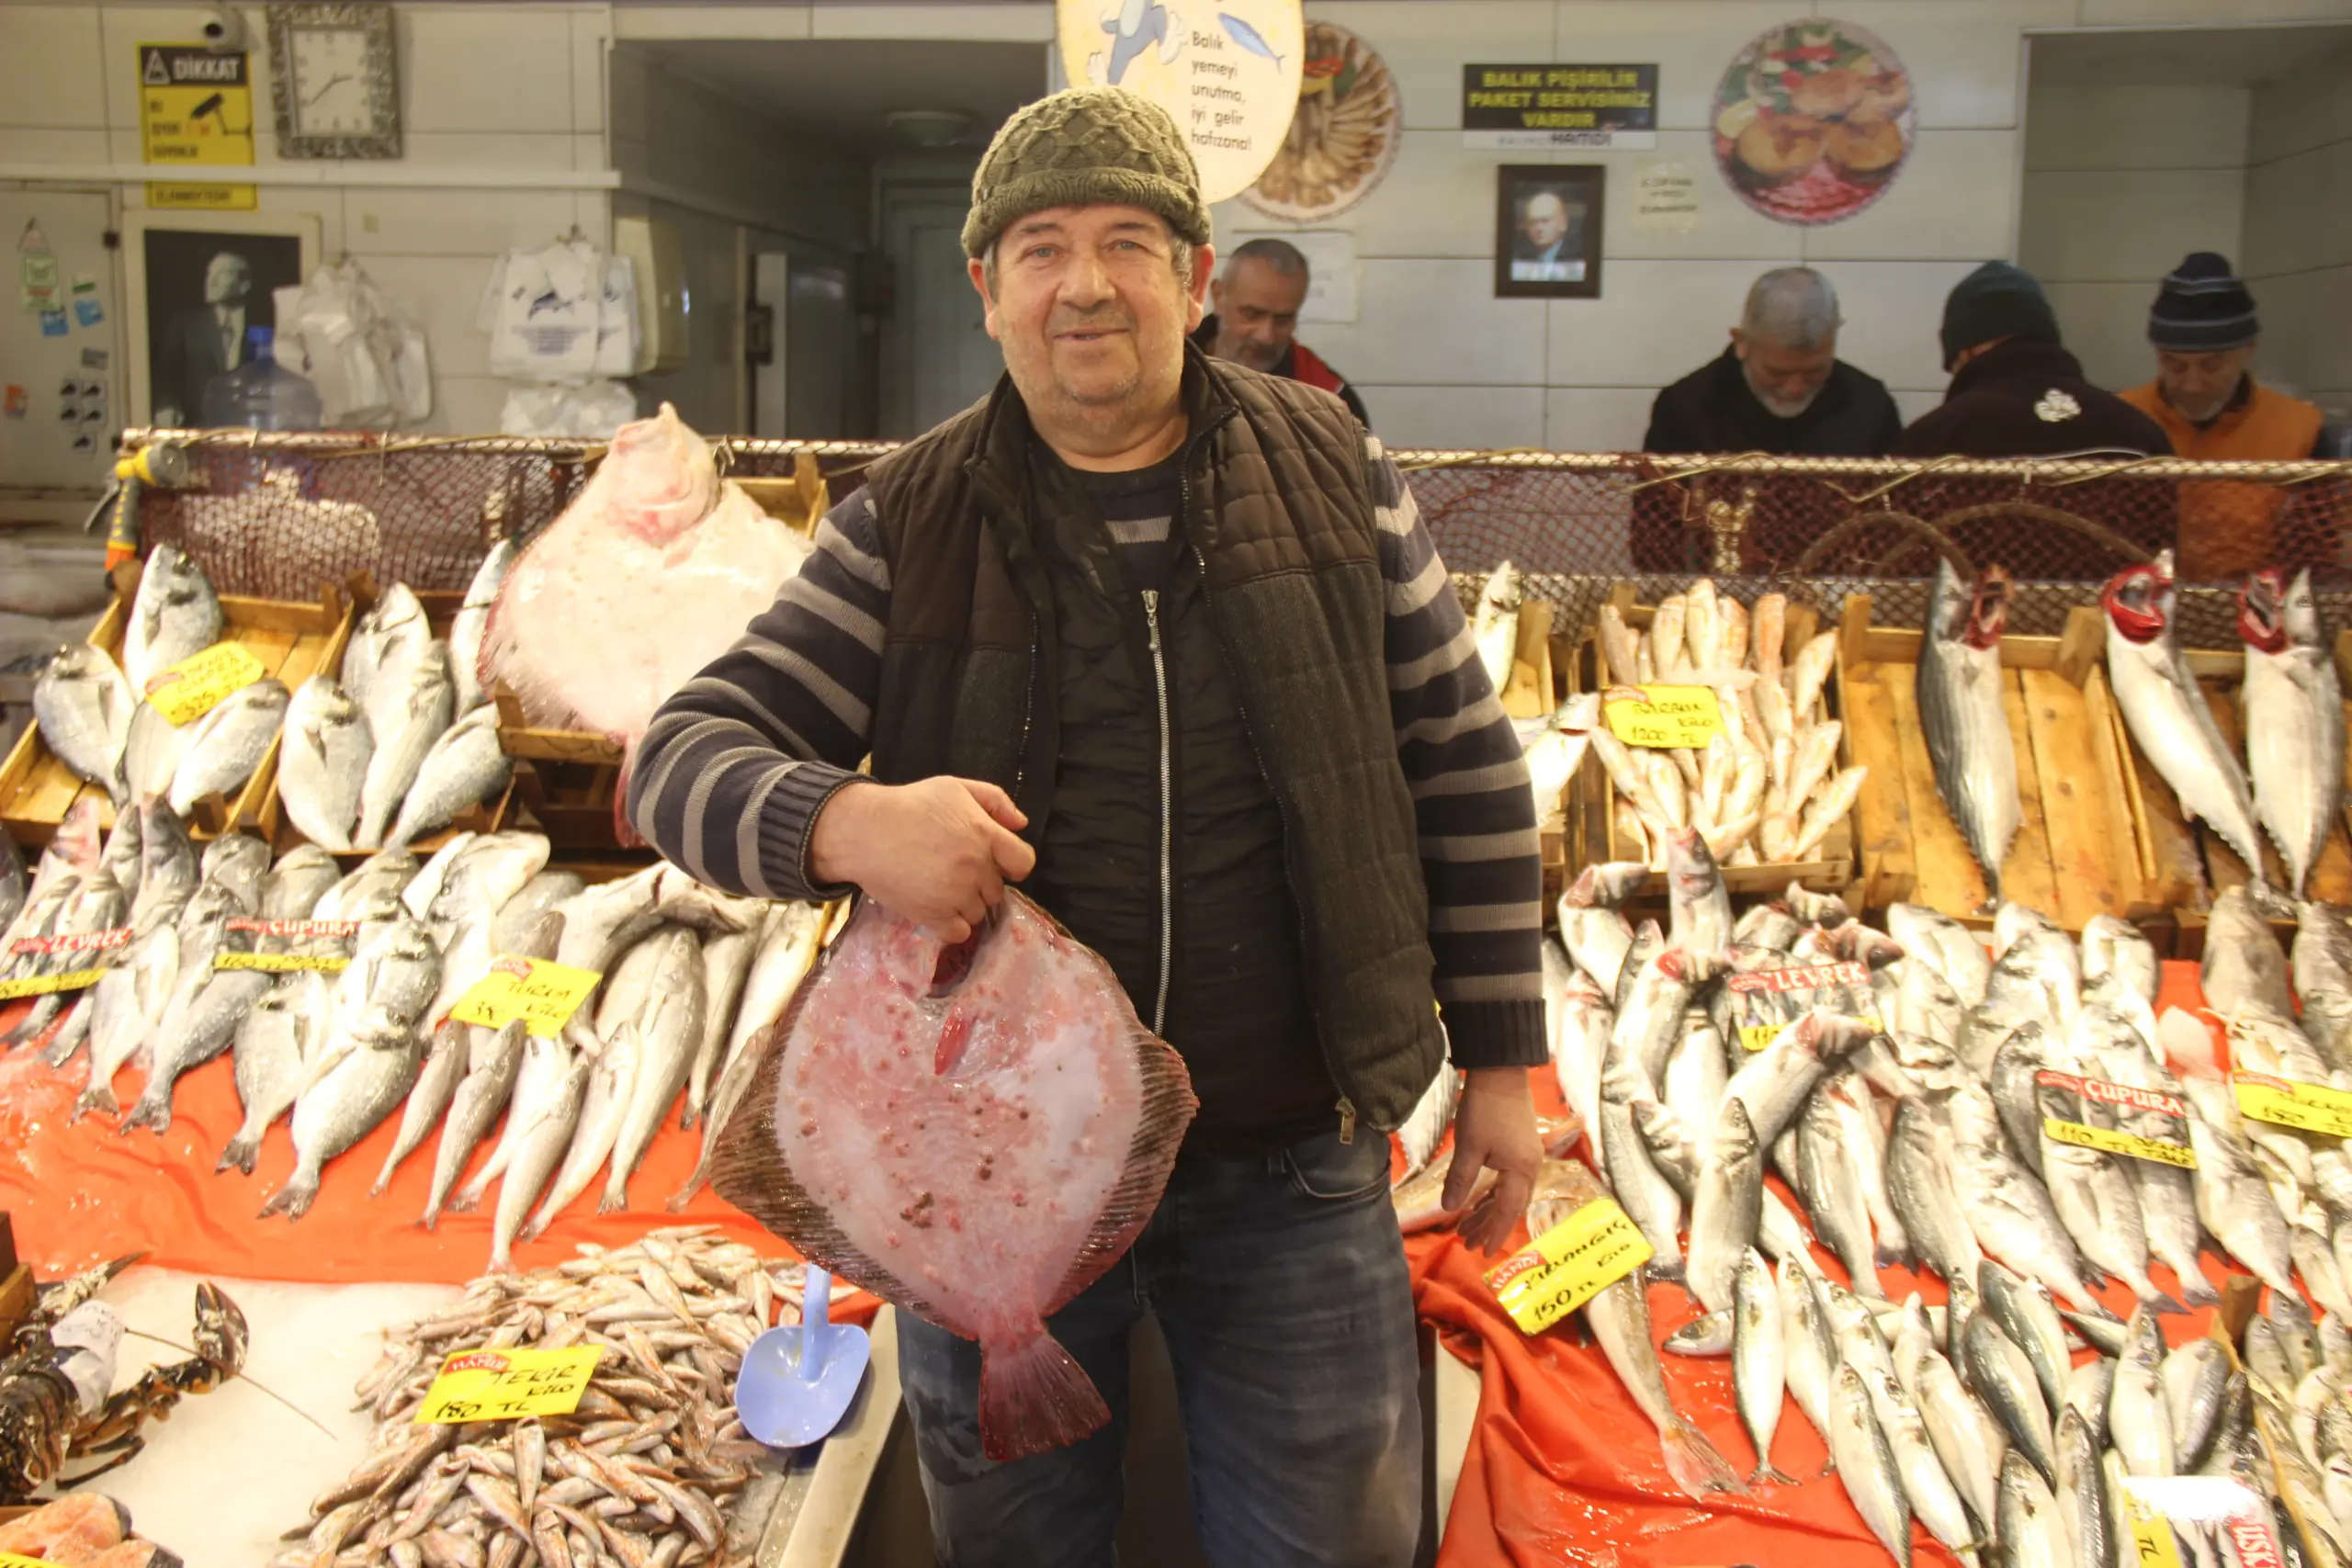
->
<box><xmin>1833</xmin><ymin>596</ymin><xmax>2147</xmax><ymax>931</ymax></box>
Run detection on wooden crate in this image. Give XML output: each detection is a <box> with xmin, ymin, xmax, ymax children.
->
<box><xmin>1561</xmin><ymin>582</ymin><xmax>1854</xmax><ymax>896</ymax></box>
<box><xmin>0</xmin><ymin>576</ymin><xmax>351</xmax><ymax>847</ymax></box>
<box><xmin>1835</xmin><ymin>596</ymin><xmax>2155</xmax><ymax>931</ymax></box>
<box><xmin>2109</xmin><ymin>628</ymin><xmax>2352</xmax><ymax>913</ymax></box>
<box><xmin>250</xmin><ymin>584</ymin><xmax>511</xmax><ymax>860</ymax></box>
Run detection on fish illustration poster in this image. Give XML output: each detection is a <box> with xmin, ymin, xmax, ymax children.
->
<box><xmin>1057</xmin><ymin>0</ymin><xmax>1305</xmax><ymax>204</ymax></box>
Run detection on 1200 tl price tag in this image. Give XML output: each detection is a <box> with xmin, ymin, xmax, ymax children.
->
<box><xmin>1483</xmin><ymin>1197</ymin><xmax>1652</xmax><ymax>1335</ymax></box>
<box><xmin>2233</xmin><ymin>1071</ymin><xmax>2352</xmax><ymax>1139</ymax></box>
<box><xmin>143</xmin><ymin>640</ymin><xmax>266</xmax><ymax>726</ymax></box>
<box><xmin>449</xmin><ymin>956</ymin><xmax>603</xmax><ymax>1038</ymax></box>
<box><xmin>1601</xmin><ymin>684</ymin><xmax>1723</xmax><ymax>750</ymax></box>
<box><xmin>414</xmin><ymin>1344</ymin><xmax>603</xmax><ymax>1424</ymax></box>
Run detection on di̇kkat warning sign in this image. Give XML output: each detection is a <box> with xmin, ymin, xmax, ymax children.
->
<box><xmin>139</xmin><ymin>43</ymin><xmax>257</xmax><ymax>211</ymax></box>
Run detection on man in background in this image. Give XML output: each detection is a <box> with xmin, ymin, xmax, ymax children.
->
<box><xmin>1509</xmin><ymin>188</ymin><xmax>1583</xmax><ymax>283</ymax></box>
<box><xmin>1191</xmin><ymin>237</ymin><xmax>1369</xmax><ymax>426</ymax></box>
<box><xmin>2119</xmin><ymin>253</ymin><xmax>2338</xmax><ymax>578</ymax></box>
<box><xmin>1643</xmin><ymin>267</ymin><xmax>1904</xmax><ymax>457</ymax></box>
<box><xmin>153</xmin><ymin>249</ymin><xmax>254</xmax><ymax>426</ymax></box>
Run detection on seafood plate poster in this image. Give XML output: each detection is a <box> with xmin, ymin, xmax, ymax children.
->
<box><xmin>1057</xmin><ymin>0</ymin><xmax>1306</xmax><ymax>205</ymax></box>
<box><xmin>1712</xmin><ymin>17</ymin><xmax>1917</xmax><ymax>227</ymax></box>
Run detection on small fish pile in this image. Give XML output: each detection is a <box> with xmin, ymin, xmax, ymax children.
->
<box><xmin>0</xmin><ymin>1495</ymin><xmax>178</xmax><ymax>1568</ymax></box>
<box><xmin>6</xmin><ymin>817</ymin><xmax>835</xmax><ymax>1274</ymax></box>
<box><xmin>1588</xmin><ymin>578</ymin><xmax>1865</xmax><ymax>869</ymax></box>
<box><xmin>1470</xmin><ymin>564</ymin><xmax>1600</xmax><ymax>827</ymax></box>
<box><xmin>2105</xmin><ymin>553</ymin><xmax>2347</xmax><ymax>902</ymax></box>
<box><xmin>1397</xmin><ymin>839</ymin><xmax>2352</xmax><ymax>1561</ymax></box>
<box><xmin>271</xmin><ymin>1228</ymin><xmax>802</xmax><ymax>1568</ymax></box>
<box><xmin>278</xmin><ymin>564</ymin><xmax>515</xmax><ymax>854</ymax></box>
<box><xmin>711</xmin><ymin>890</ymin><xmax>1198</xmax><ymax>1461</ymax></box>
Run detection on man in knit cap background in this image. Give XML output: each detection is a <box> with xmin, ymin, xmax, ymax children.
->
<box><xmin>628</xmin><ymin>85</ymin><xmax>1544</xmax><ymax>1563</ymax></box>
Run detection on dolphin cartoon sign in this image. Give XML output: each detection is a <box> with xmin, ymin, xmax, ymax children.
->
<box><xmin>1056</xmin><ymin>0</ymin><xmax>1304</xmax><ymax>205</ymax></box>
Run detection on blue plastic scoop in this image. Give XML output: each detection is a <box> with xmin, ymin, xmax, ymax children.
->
<box><xmin>735</xmin><ymin>1264</ymin><xmax>872</xmax><ymax>1448</ymax></box>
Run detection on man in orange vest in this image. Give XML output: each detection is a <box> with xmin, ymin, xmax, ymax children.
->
<box><xmin>1191</xmin><ymin>237</ymin><xmax>1371</xmax><ymax>427</ymax></box>
<box><xmin>2120</xmin><ymin>252</ymin><xmax>2335</xmax><ymax>579</ymax></box>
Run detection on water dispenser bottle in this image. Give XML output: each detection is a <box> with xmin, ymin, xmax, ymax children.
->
<box><xmin>200</xmin><ymin>325</ymin><xmax>323</xmax><ymax>431</ymax></box>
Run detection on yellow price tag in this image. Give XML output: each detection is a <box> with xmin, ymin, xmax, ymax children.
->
<box><xmin>0</xmin><ymin>967</ymin><xmax>107</xmax><ymax>1001</ymax></box>
<box><xmin>1739</xmin><ymin>1013</ymin><xmax>1879</xmax><ymax>1053</ymax></box>
<box><xmin>413</xmin><ymin>1344</ymin><xmax>604</xmax><ymax>1425</ymax></box>
<box><xmin>449</xmin><ymin>956</ymin><xmax>604</xmax><ymax>1038</ymax></box>
<box><xmin>2042</xmin><ymin>1116</ymin><xmax>2197</xmax><ymax>1168</ymax></box>
<box><xmin>214</xmin><ymin>951</ymin><xmax>351</xmax><ymax>973</ymax></box>
<box><xmin>2120</xmin><ymin>1484</ymin><xmax>2188</xmax><ymax>1568</ymax></box>
<box><xmin>143</xmin><ymin>641</ymin><xmax>266</xmax><ymax>726</ymax></box>
<box><xmin>2233</xmin><ymin>1071</ymin><xmax>2352</xmax><ymax>1140</ymax></box>
<box><xmin>1483</xmin><ymin>1197</ymin><xmax>1653</xmax><ymax>1335</ymax></box>
<box><xmin>1601</xmin><ymin>684</ymin><xmax>1723</xmax><ymax>750</ymax></box>
<box><xmin>0</xmin><ymin>1552</ymin><xmax>72</xmax><ymax>1568</ymax></box>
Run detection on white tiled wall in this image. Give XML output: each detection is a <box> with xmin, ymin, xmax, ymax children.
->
<box><xmin>2244</xmin><ymin>51</ymin><xmax>2352</xmax><ymax>415</ymax></box>
<box><xmin>0</xmin><ymin>1</ymin><xmax>613</xmax><ymax>435</ymax></box>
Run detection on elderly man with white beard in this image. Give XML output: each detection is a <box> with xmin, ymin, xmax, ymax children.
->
<box><xmin>1641</xmin><ymin>266</ymin><xmax>1904</xmax><ymax>457</ymax></box>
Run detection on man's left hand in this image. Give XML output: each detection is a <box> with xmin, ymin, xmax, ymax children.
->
<box><xmin>1444</xmin><ymin>1066</ymin><xmax>1544</xmax><ymax>1255</ymax></box>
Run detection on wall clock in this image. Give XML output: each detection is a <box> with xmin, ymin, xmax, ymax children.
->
<box><xmin>267</xmin><ymin>2</ymin><xmax>401</xmax><ymax>159</ymax></box>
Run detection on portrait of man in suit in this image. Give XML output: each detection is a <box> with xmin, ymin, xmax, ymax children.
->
<box><xmin>1494</xmin><ymin>166</ymin><xmax>1603</xmax><ymax>299</ymax></box>
<box><xmin>141</xmin><ymin>228</ymin><xmax>302</xmax><ymax>425</ymax></box>
<box><xmin>1510</xmin><ymin>188</ymin><xmax>1585</xmax><ymax>283</ymax></box>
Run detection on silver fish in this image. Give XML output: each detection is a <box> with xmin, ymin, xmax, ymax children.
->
<box><xmin>1546</xmin><ymin>945</ymin><xmax>1609</xmax><ymax>1145</ymax></box>
<box><xmin>35</xmin><ymin>643</ymin><xmax>133</xmax><ymax>799</ymax></box>
<box><xmin>1979</xmin><ymin>1259</ymin><xmax>2072</xmax><ymax>1421</ymax></box>
<box><xmin>1794</xmin><ymin>1077</ymin><xmax>1883</xmax><ymax>1300</ymax></box>
<box><xmin>1964</xmin><ymin>1306</ymin><xmax>2056</xmax><ymax>1486</ymax></box>
<box><xmin>128</xmin><ymin>799</ymin><xmax>196</xmax><ymax>936</ymax></box>
<box><xmin>1614</xmin><ymin>919</ymin><xmax>1663</xmax><ymax>1015</ymax></box>
<box><xmin>1826</xmin><ymin>1068</ymin><xmax>1908</xmax><ymax>1269</ymax></box>
<box><xmin>261</xmin><ymin>1014</ymin><xmax>424</xmax><ymax>1220</ymax></box>
<box><xmin>2271</xmin><ymin>1286</ymin><xmax>2320</xmax><ymax>1382</ymax></box>
<box><xmin>96</xmin><ymin>805</ymin><xmax>141</xmax><ymax>909</ymax></box>
<box><xmin>387</xmin><ymin>706</ymin><xmax>509</xmax><ymax>851</ymax></box>
<box><xmin>1661</xmin><ymin>1009</ymin><xmax>1726</xmax><ymax>1134</ymax></box>
<box><xmin>1472</xmin><ymin>561</ymin><xmax>1521</xmax><ymax>694</ymax></box>
<box><xmin>2066</xmin><ymin>1355</ymin><xmax>2115</xmax><ymax>1450</ymax></box>
<box><xmin>1828</xmin><ymin>1363</ymin><xmax>1913</xmax><ymax>1568</ymax></box>
<box><xmin>1559</xmin><ymin>903</ymin><xmax>1635</xmax><ymax>998</ymax></box>
<box><xmin>1686</xmin><ymin>1096</ymin><xmax>1762</xmax><ymax>1314</ymax></box>
<box><xmin>1614</xmin><ymin>943</ymin><xmax>1715</xmax><ymax>1094</ymax></box>
<box><xmin>313</xmin><ymin>849</ymin><xmax>418</xmax><ymax>924</ymax></box>
<box><xmin>0</xmin><ymin>824</ymin><xmax>24</xmax><ymax>934</ymax></box>
<box><xmin>121</xmin><ymin>959</ymin><xmax>275</xmax><ymax>1133</ymax></box>
<box><xmin>1396</xmin><ymin>1066</ymin><xmax>1462</xmax><ymax>1183</ymax></box>
<box><xmin>413</xmin><ymin>830</ymin><xmax>549</xmax><ymax>928</ymax></box>
<box><xmin>526</xmin><ymin>1019</ymin><xmax>637</xmax><ymax>1238</ymax></box>
<box><xmin>1632</xmin><ymin>1098</ymin><xmax>1813</xmax><ymax>1265</ymax></box>
<box><xmin>1886</xmin><ymin>902</ymin><xmax>1992</xmax><ymax>1009</ymax></box>
<box><xmin>1917</xmin><ymin>558</ymin><xmax>2020</xmax><ymax>903</ymax></box>
<box><xmin>422</xmin><ymin>1020</ymin><xmax>528</xmax><ymax>1229</ymax></box>
<box><xmin>449</xmin><ymin>539</ymin><xmax>514</xmax><ymax>715</ymax></box>
<box><xmin>2205</xmin><ymin>884</ymin><xmax>2297</xmax><ymax>1020</ymax></box>
<box><xmin>2110</xmin><ymin>1306</ymin><xmax>2177</xmax><ymax>1477</ymax></box>
<box><xmin>2042</xmin><ymin>1128</ymin><xmax>2179</xmax><ymax>1314</ymax></box>
<box><xmin>1997</xmin><ymin>1450</ymin><xmax>2069</xmax><ymax>1568</ymax></box>
<box><xmin>2297</xmin><ymin>905</ymin><xmax>2352</xmax><ymax>1001</ymax></box>
<box><xmin>1861</xmin><ymin>1359</ymin><xmax>1976</xmax><ymax>1565</ymax></box>
<box><xmin>491</xmin><ymin>871</ymin><xmax>585</xmax><ymax>953</ymax></box>
<box><xmin>168</xmin><ymin>676</ymin><xmax>289</xmax><ymax>816</ymax></box>
<box><xmin>684</xmin><ymin>923</ymin><xmax>757</xmax><ymax>1129</ymax></box>
<box><xmin>1723</xmin><ymin>1010</ymin><xmax>1873</xmax><ymax>1148</ymax></box>
<box><xmin>553</xmin><ymin>863</ymin><xmax>668</xmax><ymax>976</ymax></box>
<box><xmin>1733</xmin><ymin>1247</ymin><xmax>1792</xmax><ymax>1485</ymax></box>
<box><xmin>2165</xmin><ymin>1337</ymin><xmax>2231</xmax><ymax>1472</ymax></box>
<box><xmin>2054</xmin><ymin>1406</ymin><xmax>2111</xmax><ymax>1568</ymax></box>
<box><xmin>122</xmin><ymin>543</ymin><xmax>222</xmax><ymax>694</ymax></box>
<box><xmin>201</xmin><ymin>831</ymin><xmax>270</xmax><ymax>897</ymax></box>
<box><xmin>121</xmin><ymin>696</ymin><xmax>187</xmax><ymax>805</ymax></box>
<box><xmin>674</xmin><ymin>900</ymin><xmax>830</xmax><ymax>1209</ymax></box>
<box><xmin>1587</xmin><ymin>1264</ymin><xmax>1747</xmax><ymax>1501</ymax></box>
<box><xmin>356</xmin><ymin>643</ymin><xmax>455</xmax><ymax>849</ymax></box>
<box><xmin>490</xmin><ymin>1045</ymin><xmax>592</xmax><ymax>1273</ymax></box>
<box><xmin>2082</xmin><ymin>913</ymin><xmax>2160</xmax><ymax>1003</ymax></box>
<box><xmin>1946</xmin><ymin>1082</ymin><xmax>2105</xmax><ymax>1314</ymax></box>
<box><xmin>1893</xmin><ymin>1302</ymin><xmax>2005</xmax><ymax>1537</ymax></box>
<box><xmin>219</xmin><ymin>972</ymin><xmax>327</xmax><ymax>1174</ymax></box>
<box><xmin>260</xmin><ymin>845</ymin><xmax>342</xmax><ymax>925</ymax></box>
<box><xmin>1886</xmin><ymin>1100</ymin><xmax>1984</xmax><ymax>1287</ymax></box>
<box><xmin>371</xmin><ymin>1020</ymin><xmax>470</xmax><ymax>1195</ymax></box>
<box><xmin>1563</xmin><ymin>861</ymin><xmax>1648</xmax><ymax>911</ymax></box>
<box><xmin>2104</xmin><ymin>553</ymin><xmax>2271</xmax><ymax>882</ymax></box>
<box><xmin>2185</xmin><ymin>1094</ymin><xmax>2301</xmax><ymax>1298</ymax></box>
<box><xmin>343</xmin><ymin>582</ymin><xmax>433</xmax><ymax>718</ymax></box>
<box><xmin>1894</xmin><ymin>958</ymin><xmax>1963</xmax><ymax>1048</ymax></box>
<box><xmin>72</xmin><ymin>924</ymin><xmax>177</xmax><ymax>1120</ymax></box>
<box><xmin>1779</xmin><ymin>1256</ymin><xmax>1838</xmax><ymax>1461</ymax></box>
<box><xmin>1664</xmin><ymin>828</ymin><xmax>1732</xmax><ymax>956</ymax></box>
<box><xmin>278</xmin><ymin>675</ymin><xmax>371</xmax><ymax>852</ymax></box>
<box><xmin>2243</xmin><ymin>568</ymin><xmax>2343</xmax><ymax>897</ymax></box>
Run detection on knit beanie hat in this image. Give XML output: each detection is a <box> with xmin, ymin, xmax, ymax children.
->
<box><xmin>2149</xmin><ymin>252</ymin><xmax>2260</xmax><ymax>352</ymax></box>
<box><xmin>1939</xmin><ymin>261</ymin><xmax>2062</xmax><ymax>371</ymax></box>
<box><xmin>961</xmin><ymin>87</ymin><xmax>1211</xmax><ymax>260</ymax></box>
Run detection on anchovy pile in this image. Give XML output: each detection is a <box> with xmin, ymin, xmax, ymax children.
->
<box><xmin>1398</xmin><ymin>836</ymin><xmax>2352</xmax><ymax>1561</ymax></box>
<box><xmin>273</xmin><ymin>1228</ymin><xmax>817</xmax><ymax>1568</ymax></box>
<box><xmin>6</xmin><ymin>818</ymin><xmax>832</xmax><ymax>1275</ymax></box>
<box><xmin>1587</xmin><ymin>577</ymin><xmax>1866</xmax><ymax>868</ymax></box>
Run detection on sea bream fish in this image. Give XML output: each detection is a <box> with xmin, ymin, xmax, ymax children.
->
<box><xmin>710</xmin><ymin>890</ymin><xmax>1198</xmax><ymax>1461</ymax></box>
<box><xmin>2103</xmin><ymin>552</ymin><xmax>2270</xmax><ymax>883</ymax></box>
<box><xmin>2241</xmin><ymin>567</ymin><xmax>2344</xmax><ymax>897</ymax></box>
<box><xmin>121</xmin><ymin>543</ymin><xmax>222</xmax><ymax>694</ymax></box>
<box><xmin>33</xmin><ymin>644</ymin><xmax>134</xmax><ymax>801</ymax></box>
<box><xmin>1916</xmin><ymin>558</ymin><xmax>2020</xmax><ymax>904</ymax></box>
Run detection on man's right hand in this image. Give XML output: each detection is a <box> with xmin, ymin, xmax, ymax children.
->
<box><xmin>808</xmin><ymin>777</ymin><xmax>1036</xmax><ymax>942</ymax></box>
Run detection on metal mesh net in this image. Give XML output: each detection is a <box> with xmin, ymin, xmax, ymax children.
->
<box><xmin>125</xmin><ymin>430</ymin><xmax>2352</xmax><ymax>644</ymax></box>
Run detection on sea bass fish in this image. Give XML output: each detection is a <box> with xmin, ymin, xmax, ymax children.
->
<box><xmin>710</xmin><ymin>890</ymin><xmax>1197</xmax><ymax>1461</ymax></box>
<box><xmin>1917</xmin><ymin>559</ymin><xmax>2020</xmax><ymax>903</ymax></box>
<box><xmin>121</xmin><ymin>543</ymin><xmax>222</xmax><ymax>694</ymax></box>
<box><xmin>2104</xmin><ymin>553</ymin><xmax>2270</xmax><ymax>881</ymax></box>
<box><xmin>2241</xmin><ymin>567</ymin><xmax>2343</xmax><ymax>897</ymax></box>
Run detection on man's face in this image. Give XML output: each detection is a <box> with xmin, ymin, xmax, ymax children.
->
<box><xmin>1521</xmin><ymin>193</ymin><xmax>1569</xmax><ymax>249</ymax></box>
<box><xmin>1734</xmin><ymin>328</ymin><xmax>1838</xmax><ymax>418</ymax></box>
<box><xmin>204</xmin><ymin>253</ymin><xmax>251</xmax><ymax>307</ymax></box>
<box><xmin>972</xmin><ymin>205</ymin><xmax>1208</xmax><ymax>429</ymax></box>
<box><xmin>2157</xmin><ymin>344</ymin><xmax>2255</xmax><ymax>423</ymax></box>
<box><xmin>1209</xmin><ymin>256</ymin><xmax>1306</xmax><ymax>372</ymax></box>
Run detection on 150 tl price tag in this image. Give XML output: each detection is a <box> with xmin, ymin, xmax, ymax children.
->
<box><xmin>1484</xmin><ymin>1197</ymin><xmax>1652</xmax><ymax>1335</ymax></box>
<box><xmin>2233</xmin><ymin>1071</ymin><xmax>2352</xmax><ymax>1139</ymax></box>
<box><xmin>1600</xmin><ymin>684</ymin><xmax>1723</xmax><ymax>750</ymax></box>
<box><xmin>143</xmin><ymin>640</ymin><xmax>266</xmax><ymax>726</ymax></box>
<box><xmin>449</xmin><ymin>956</ymin><xmax>603</xmax><ymax>1038</ymax></box>
<box><xmin>414</xmin><ymin>1344</ymin><xmax>603</xmax><ymax>1424</ymax></box>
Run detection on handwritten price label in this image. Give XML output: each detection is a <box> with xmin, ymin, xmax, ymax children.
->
<box><xmin>1484</xmin><ymin>1197</ymin><xmax>1652</xmax><ymax>1335</ymax></box>
<box><xmin>2233</xmin><ymin>1071</ymin><xmax>2352</xmax><ymax>1140</ymax></box>
<box><xmin>0</xmin><ymin>967</ymin><xmax>107</xmax><ymax>1001</ymax></box>
<box><xmin>2043</xmin><ymin>1116</ymin><xmax>2197</xmax><ymax>1168</ymax></box>
<box><xmin>2120</xmin><ymin>1483</ymin><xmax>2188</xmax><ymax>1568</ymax></box>
<box><xmin>143</xmin><ymin>640</ymin><xmax>266</xmax><ymax>727</ymax></box>
<box><xmin>449</xmin><ymin>956</ymin><xmax>603</xmax><ymax>1038</ymax></box>
<box><xmin>214</xmin><ymin>951</ymin><xmax>351</xmax><ymax>973</ymax></box>
<box><xmin>1600</xmin><ymin>684</ymin><xmax>1723</xmax><ymax>750</ymax></box>
<box><xmin>0</xmin><ymin>1553</ymin><xmax>73</xmax><ymax>1568</ymax></box>
<box><xmin>1737</xmin><ymin>1012</ymin><xmax>1879</xmax><ymax>1054</ymax></box>
<box><xmin>414</xmin><ymin>1344</ymin><xmax>603</xmax><ymax>1425</ymax></box>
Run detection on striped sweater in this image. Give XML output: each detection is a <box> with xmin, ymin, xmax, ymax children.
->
<box><xmin>627</xmin><ymin>433</ymin><xmax>1545</xmax><ymax>1073</ymax></box>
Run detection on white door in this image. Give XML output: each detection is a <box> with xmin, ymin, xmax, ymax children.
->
<box><xmin>905</xmin><ymin>218</ymin><xmax>1000</xmax><ymax>434</ymax></box>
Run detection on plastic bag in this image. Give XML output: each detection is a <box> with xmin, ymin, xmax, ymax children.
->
<box><xmin>499</xmin><ymin>380</ymin><xmax>640</xmax><ymax>439</ymax></box>
<box><xmin>272</xmin><ymin>261</ymin><xmax>432</xmax><ymax>427</ymax></box>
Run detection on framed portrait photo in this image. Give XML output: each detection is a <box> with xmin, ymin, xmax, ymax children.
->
<box><xmin>1495</xmin><ymin>164</ymin><xmax>1604</xmax><ymax>299</ymax></box>
<box><xmin>123</xmin><ymin>209</ymin><xmax>320</xmax><ymax>427</ymax></box>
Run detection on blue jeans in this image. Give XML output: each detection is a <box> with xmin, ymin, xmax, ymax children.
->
<box><xmin>896</xmin><ymin>1127</ymin><xmax>1423</xmax><ymax>1567</ymax></box>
